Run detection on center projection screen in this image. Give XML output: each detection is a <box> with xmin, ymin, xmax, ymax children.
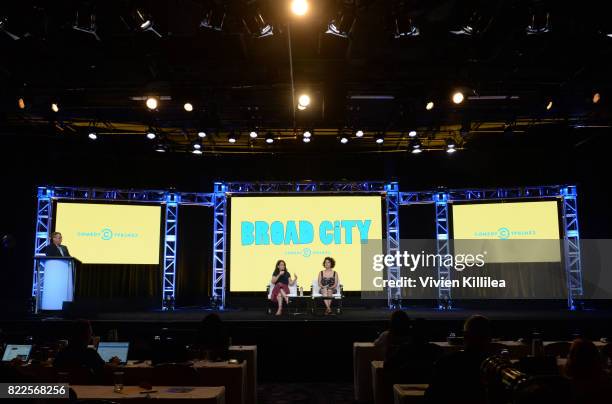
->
<box><xmin>229</xmin><ymin>195</ymin><xmax>384</xmax><ymax>292</ymax></box>
<box><xmin>54</xmin><ymin>202</ymin><xmax>162</xmax><ymax>265</ymax></box>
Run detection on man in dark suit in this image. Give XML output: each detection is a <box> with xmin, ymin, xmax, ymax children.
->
<box><xmin>44</xmin><ymin>232</ymin><xmax>70</xmax><ymax>257</ymax></box>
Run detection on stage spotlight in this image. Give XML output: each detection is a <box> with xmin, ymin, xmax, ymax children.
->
<box><xmin>51</xmin><ymin>103</ymin><xmax>59</xmax><ymax>113</ymax></box>
<box><xmin>201</xmin><ymin>4</ymin><xmax>226</xmax><ymax>31</ymax></box>
<box><xmin>408</xmin><ymin>130</ymin><xmax>417</xmax><ymax>138</ymax></box>
<box><xmin>546</xmin><ymin>100</ymin><xmax>553</xmax><ymax>110</ymax></box>
<box><xmin>291</xmin><ymin>0</ymin><xmax>309</xmax><ymax>16</ymax></box>
<box><xmin>0</xmin><ymin>16</ymin><xmax>20</xmax><ymax>40</ymax></box>
<box><xmin>355</xmin><ymin>130</ymin><xmax>364</xmax><ymax>137</ymax></box>
<box><xmin>394</xmin><ymin>17</ymin><xmax>420</xmax><ymax>38</ymax></box>
<box><xmin>426</xmin><ymin>101</ymin><xmax>434</xmax><ymax>110</ymax></box>
<box><xmin>184</xmin><ymin>102</ymin><xmax>193</xmax><ymax>112</ymax></box>
<box><xmin>303</xmin><ymin>130</ymin><xmax>312</xmax><ymax>138</ymax></box>
<box><xmin>88</xmin><ymin>131</ymin><xmax>97</xmax><ymax>140</ymax></box>
<box><xmin>135</xmin><ymin>8</ymin><xmax>162</xmax><ymax>37</ymax></box>
<box><xmin>242</xmin><ymin>8</ymin><xmax>274</xmax><ymax>38</ymax></box>
<box><xmin>326</xmin><ymin>7</ymin><xmax>356</xmax><ymax>39</ymax></box>
<box><xmin>452</xmin><ymin>91</ymin><xmax>464</xmax><ymax>104</ymax></box>
<box><xmin>192</xmin><ymin>149</ymin><xmax>203</xmax><ymax>155</ymax></box>
<box><xmin>526</xmin><ymin>10</ymin><xmax>551</xmax><ymax>35</ymax></box>
<box><xmin>249</xmin><ymin>131</ymin><xmax>258</xmax><ymax>139</ymax></box>
<box><xmin>446</xmin><ymin>138</ymin><xmax>456</xmax><ymax>153</ymax></box>
<box><xmin>155</xmin><ymin>143</ymin><xmax>167</xmax><ymax>153</ymax></box>
<box><xmin>593</xmin><ymin>93</ymin><xmax>601</xmax><ymax>104</ymax></box>
<box><xmin>340</xmin><ymin>135</ymin><xmax>349</xmax><ymax>144</ymax></box>
<box><xmin>146</xmin><ymin>130</ymin><xmax>156</xmax><ymax>140</ymax></box>
<box><xmin>73</xmin><ymin>11</ymin><xmax>101</xmax><ymax>41</ymax></box>
<box><xmin>146</xmin><ymin>97</ymin><xmax>158</xmax><ymax>110</ymax></box>
<box><xmin>298</xmin><ymin>94</ymin><xmax>311</xmax><ymax>109</ymax></box>
<box><xmin>18</xmin><ymin>98</ymin><xmax>25</xmax><ymax>109</ymax></box>
<box><xmin>303</xmin><ymin>136</ymin><xmax>311</xmax><ymax>143</ymax></box>
<box><xmin>410</xmin><ymin>139</ymin><xmax>422</xmax><ymax>154</ymax></box>
<box><xmin>198</xmin><ymin>131</ymin><xmax>207</xmax><ymax>138</ymax></box>
<box><xmin>228</xmin><ymin>132</ymin><xmax>238</xmax><ymax>143</ymax></box>
<box><xmin>375</xmin><ymin>133</ymin><xmax>384</xmax><ymax>144</ymax></box>
<box><xmin>192</xmin><ymin>142</ymin><xmax>202</xmax><ymax>150</ymax></box>
<box><xmin>265</xmin><ymin>132</ymin><xmax>275</xmax><ymax>144</ymax></box>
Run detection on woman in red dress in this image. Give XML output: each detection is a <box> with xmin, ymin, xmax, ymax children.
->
<box><xmin>270</xmin><ymin>260</ymin><xmax>298</xmax><ymax>316</ymax></box>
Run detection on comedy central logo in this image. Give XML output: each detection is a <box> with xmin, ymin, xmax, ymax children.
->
<box><xmin>101</xmin><ymin>228</ymin><xmax>113</xmax><ymax>240</ymax></box>
<box><xmin>473</xmin><ymin>227</ymin><xmax>536</xmax><ymax>239</ymax></box>
<box><xmin>76</xmin><ymin>228</ymin><xmax>139</xmax><ymax>240</ymax></box>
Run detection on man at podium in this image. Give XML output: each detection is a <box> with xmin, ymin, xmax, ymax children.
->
<box><xmin>44</xmin><ymin>232</ymin><xmax>71</xmax><ymax>257</ymax></box>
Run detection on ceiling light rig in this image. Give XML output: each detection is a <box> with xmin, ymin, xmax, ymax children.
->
<box><xmin>291</xmin><ymin>0</ymin><xmax>309</xmax><ymax>17</ymax></box>
<box><xmin>265</xmin><ymin>132</ymin><xmax>275</xmax><ymax>144</ymax></box>
<box><xmin>410</xmin><ymin>138</ymin><xmax>422</xmax><ymax>154</ymax></box>
<box><xmin>375</xmin><ymin>133</ymin><xmax>385</xmax><ymax>144</ymax></box>
<box><xmin>73</xmin><ymin>11</ymin><xmax>101</xmax><ymax>41</ymax></box>
<box><xmin>135</xmin><ymin>8</ymin><xmax>162</xmax><ymax>37</ymax></box>
<box><xmin>326</xmin><ymin>1</ymin><xmax>356</xmax><ymax>38</ymax></box>
<box><xmin>146</xmin><ymin>97</ymin><xmax>158</xmax><ymax>110</ymax></box>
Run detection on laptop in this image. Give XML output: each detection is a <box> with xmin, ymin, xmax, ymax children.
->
<box><xmin>2</xmin><ymin>344</ymin><xmax>32</xmax><ymax>362</ymax></box>
<box><xmin>97</xmin><ymin>342</ymin><xmax>129</xmax><ymax>364</ymax></box>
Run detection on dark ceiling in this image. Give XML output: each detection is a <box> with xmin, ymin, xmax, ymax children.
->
<box><xmin>1</xmin><ymin>0</ymin><xmax>611</xmax><ymax>154</ymax></box>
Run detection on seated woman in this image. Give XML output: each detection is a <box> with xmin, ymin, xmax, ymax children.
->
<box><xmin>318</xmin><ymin>257</ymin><xmax>339</xmax><ymax>315</ymax></box>
<box><xmin>270</xmin><ymin>260</ymin><xmax>297</xmax><ymax>316</ymax></box>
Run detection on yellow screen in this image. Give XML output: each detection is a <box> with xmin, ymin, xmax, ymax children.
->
<box><xmin>55</xmin><ymin>202</ymin><xmax>162</xmax><ymax>264</ymax></box>
<box><xmin>452</xmin><ymin>201</ymin><xmax>561</xmax><ymax>262</ymax></box>
<box><xmin>229</xmin><ymin>195</ymin><xmax>383</xmax><ymax>292</ymax></box>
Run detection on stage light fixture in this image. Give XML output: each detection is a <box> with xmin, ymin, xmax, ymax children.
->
<box><xmin>593</xmin><ymin>93</ymin><xmax>601</xmax><ymax>104</ymax></box>
<box><xmin>291</xmin><ymin>0</ymin><xmax>309</xmax><ymax>16</ymax></box>
<box><xmin>18</xmin><ymin>98</ymin><xmax>25</xmax><ymax>109</ymax></box>
<box><xmin>146</xmin><ymin>130</ymin><xmax>156</xmax><ymax>140</ymax></box>
<box><xmin>155</xmin><ymin>143</ymin><xmax>167</xmax><ymax>153</ymax></box>
<box><xmin>198</xmin><ymin>131</ymin><xmax>207</xmax><ymax>138</ymax></box>
<box><xmin>302</xmin><ymin>136</ymin><xmax>311</xmax><ymax>143</ymax></box>
<box><xmin>394</xmin><ymin>16</ymin><xmax>420</xmax><ymax>38</ymax></box>
<box><xmin>146</xmin><ymin>97</ymin><xmax>158</xmax><ymax>110</ymax></box>
<box><xmin>201</xmin><ymin>4</ymin><xmax>226</xmax><ymax>31</ymax></box>
<box><xmin>73</xmin><ymin>11</ymin><xmax>101</xmax><ymax>41</ymax></box>
<box><xmin>446</xmin><ymin>138</ymin><xmax>456</xmax><ymax>153</ymax></box>
<box><xmin>51</xmin><ymin>103</ymin><xmax>59</xmax><ymax>113</ymax></box>
<box><xmin>298</xmin><ymin>94</ymin><xmax>311</xmax><ymax>109</ymax></box>
<box><xmin>303</xmin><ymin>130</ymin><xmax>312</xmax><ymax>138</ymax></box>
<box><xmin>0</xmin><ymin>16</ymin><xmax>20</xmax><ymax>40</ymax></box>
<box><xmin>375</xmin><ymin>133</ymin><xmax>384</xmax><ymax>144</ymax></box>
<box><xmin>426</xmin><ymin>101</ymin><xmax>434</xmax><ymax>110</ymax></box>
<box><xmin>408</xmin><ymin>130</ymin><xmax>417</xmax><ymax>138</ymax></box>
<box><xmin>452</xmin><ymin>91</ymin><xmax>464</xmax><ymax>104</ymax></box>
<box><xmin>242</xmin><ymin>10</ymin><xmax>274</xmax><ymax>38</ymax></box>
<box><xmin>228</xmin><ymin>132</ymin><xmax>238</xmax><ymax>143</ymax></box>
<box><xmin>192</xmin><ymin>149</ymin><xmax>203</xmax><ymax>155</ymax></box>
<box><xmin>546</xmin><ymin>100</ymin><xmax>553</xmax><ymax>110</ymax></box>
<box><xmin>88</xmin><ymin>131</ymin><xmax>97</xmax><ymax>140</ymax></box>
<box><xmin>326</xmin><ymin>6</ymin><xmax>356</xmax><ymax>39</ymax></box>
<box><xmin>249</xmin><ymin>131</ymin><xmax>258</xmax><ymax>139</ymax></box>
<box><xmin>184</xmin><ymin>102</ymin><xmax>193</xmax><ymax>112</ymax></box>
<box><xmin>135</xmin><ymin>8</ymin><xmax>162</xmax><ymax>37</ymax></box>
<box><xmin>410</xmin><ymin>139</ymin><xmax>422</xmax><ymax>154</ymax></box>
<box><xmin>340</xmin><ymin>136</ymin><xmax>349</xmax><ymax>144</ymax></box>
<box><xmin>526</xmin><ymin>10</ymin><xmax>551</xmax><ymax>35</ymax></box>
<box><xmin>355</xmin><ymin>130</ymin><xmax>364</xmax><ymax>137</ymax></box>
<box><xmin>265</xmin><ymin>132</ymin><xmax>275</xmax><ymax>144</ymax></box>
<box><xmin>192</xmin><ymin>142</ymin><xmax>202</xmax><ymax>150</ymax></box>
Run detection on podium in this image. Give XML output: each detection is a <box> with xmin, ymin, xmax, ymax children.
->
<box><xmin>33</xmin><ymin>256</ymin><xmax>81</xmax><ymax>312</ymax></box>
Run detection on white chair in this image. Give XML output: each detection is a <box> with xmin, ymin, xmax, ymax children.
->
<box><xmin>311</xmin><ymin>279</ymin><xmax>343</xmax><ymax>314</ymax></box>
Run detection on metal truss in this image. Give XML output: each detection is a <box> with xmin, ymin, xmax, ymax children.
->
<box><xmin>434</xmin><ymin>192</ymin><xmax>452</xmax><ymax>308</ymax></box>
<box><xmin>31</xmin><ymin>187</ymin><xmax>55</xmax><ymax>297</ymax></box>
<box><xmin>399</xmin><ymin>185</ymin><xmax>583</xmax><ymax>310</ymax></box>
<box><xmin>211</xmin><ymin>183</ymin><xmax>228</xmax><ymax>308</ymax></box>
<box><xmin>385</xmin><ymin>182</ymin><xmax>401</xmax><ymax>307</ymax></box>
<box><xmin>162</xmin><ymin>193</ymin><xmax>179</xmax><ymax>308</ymax></box>
<box><xmin>221</xmin><ymin>181</ymin><xmax>389</xmax><ymax>194</ymax></box>
<box><xmin>561</xmin><ymin>186</ymin><xmax>583</xmax><ymax>309</ymax></box>
<box><xmin>32</xmin><ymin>186</ymin><xmax>214</xmax><ymax>309</ymax></box>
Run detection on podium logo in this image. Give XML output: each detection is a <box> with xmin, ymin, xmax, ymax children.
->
<box><xmin>77</xmin><ymin>228</ymin><xmax>140</xmax><ymax>240</ymax></box>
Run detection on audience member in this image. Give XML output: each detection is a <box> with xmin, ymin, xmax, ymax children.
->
<box><xmin>425</xmin><ymin>315</ymin><xmax>493</xmax><ymax>404</ymax></box>
<box><xmin>197</xmin><ymin>313</ymin><xmax>230</xmax><ymax>361</ymax></box>
<box><xmin>564</xmin><ymin>338</ymin><xmax>612</xmax><ymax>404</ymax></box>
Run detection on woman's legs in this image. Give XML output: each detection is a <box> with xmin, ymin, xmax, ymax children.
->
<box><xmin>275</xmin><ymin>293</ymin><xmax>283</xmax><ymax>315</ymax></box>
<box><xmin>323</xmin><ymin>288</ymin><xmax>332</xmax><ymax>313</ymax></box>
<box><xmin>280</xmin><ymin>288</ymin><xmax>289</xmax><ymax>304</ymax></box>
